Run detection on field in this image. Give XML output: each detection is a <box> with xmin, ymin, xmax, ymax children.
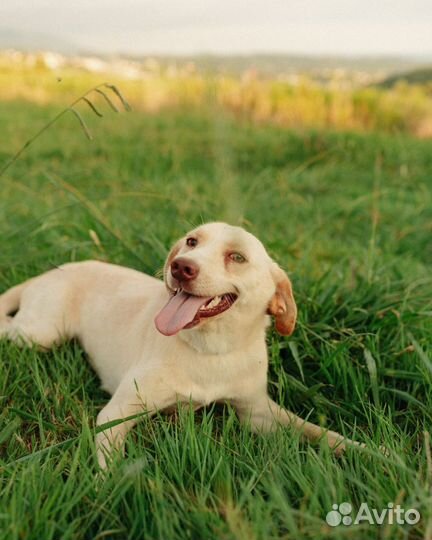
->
<box><xmin>1</xmin><ymin>53</ymin><xmax>432</xmax><ymax>137</ymax></box>
<box><xmin>0</xmin><ymin>91</ymin><xmax>431</xmax><ymax>539</ymax></box>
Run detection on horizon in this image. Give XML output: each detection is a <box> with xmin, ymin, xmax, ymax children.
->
<box><xmin>1</xmin><ymin>0</ymin><xmax>432</xmax><ymax>58</ymax></box>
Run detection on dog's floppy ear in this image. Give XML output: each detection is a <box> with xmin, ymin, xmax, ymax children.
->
<box><xmin>267</xmin><ymin>263</ymin><xmax>297</xmax><ymax>336</ymax></box>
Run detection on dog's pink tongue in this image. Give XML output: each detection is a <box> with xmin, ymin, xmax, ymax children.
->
<box><xmin>155</xmin><ymin>291</ymin><xmax>212</xmax><ymax>336</ymax></box>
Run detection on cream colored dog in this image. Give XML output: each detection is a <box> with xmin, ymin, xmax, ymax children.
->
<box><xmin>0</xmin><ymin>222</ymin><xmax>363</xmax><ymax>467</ymax></box>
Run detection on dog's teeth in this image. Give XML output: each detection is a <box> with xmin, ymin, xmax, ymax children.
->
<box><xmin>204</xmin><ymin>296</ymin><xmax>221</xmax><ymax>309</ymax></box>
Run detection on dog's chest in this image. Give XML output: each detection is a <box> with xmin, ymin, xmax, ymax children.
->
<box><xmin>174</xmin><ymin>351</ymin><xmax>267</xmax><ymax>406</ymax></box>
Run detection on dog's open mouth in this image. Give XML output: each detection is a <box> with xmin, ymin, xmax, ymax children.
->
<box><xmin>155</xmin><ymin>289</ymin><xmax>237</xmax><ymax>336</ymax></box>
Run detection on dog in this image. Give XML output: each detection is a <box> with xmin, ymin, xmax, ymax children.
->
<box><xmin>0</xmin><ymin>222</ymin><xmax>364</xmax><ymax>468</ymax></box>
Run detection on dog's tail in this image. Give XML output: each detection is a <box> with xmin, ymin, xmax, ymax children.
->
<box><xmin>0</xmin><ymin>282</ymin><xmax>28</xmax><ymax>320</ymax></box>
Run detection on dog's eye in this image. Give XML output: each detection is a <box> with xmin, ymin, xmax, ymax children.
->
<box><xmin>186</xmin><ymin>237</ymin><xmax>198</xmax><ymax>247</ymax></box>
<box><xmin>228</xmin><ymin>252</ymin><xmax>246</xmax><ymax>263</ymax></box>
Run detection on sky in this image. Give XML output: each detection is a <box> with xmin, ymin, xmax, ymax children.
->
<box><xmin>1</xmin><ymin>0</ymin><xmax>432</xmax><ymax>57</ymax></box>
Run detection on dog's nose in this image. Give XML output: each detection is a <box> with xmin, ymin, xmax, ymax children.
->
<box><xmin>171</xmin><ymin>257</ymin><xmax>199</xmax><ymax>282</ymax></box>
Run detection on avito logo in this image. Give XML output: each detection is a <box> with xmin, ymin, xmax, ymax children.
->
<box><xmin>326</xmin><ymin>502</ymin><xmax>420</xmax><ymax>527</ymax></box>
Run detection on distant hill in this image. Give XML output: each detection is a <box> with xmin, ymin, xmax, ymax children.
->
<box><xmin>0</xmin><ymin>27</ymin><xmax>78</xmax><ymax>54</ymax></box>
<box><xmin>377</xmin><ymin>67</ymin><xmax>432</xmax><ymax>88</ymax></box>
<box><xmin>121</xmin><ymin>53</ymin><xmax>425</xmax><ymax>78</ymax></box>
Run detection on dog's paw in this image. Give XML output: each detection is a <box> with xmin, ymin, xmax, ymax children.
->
<box><xmin>327</xmin><ymin>436</ymin><xmax>389</xmax><ymax>458</ymax></box>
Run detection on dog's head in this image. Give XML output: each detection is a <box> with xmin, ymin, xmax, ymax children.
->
<box><xmin>155</xmin><ymin>222</ymin><xmax>297</xmax><ymax>340</ymax></box>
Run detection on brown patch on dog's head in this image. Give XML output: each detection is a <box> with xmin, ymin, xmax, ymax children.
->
<box><xmin>267</xmin><ymin>263</ymin><xmax>297</xmax><ymax>336</ymax></box>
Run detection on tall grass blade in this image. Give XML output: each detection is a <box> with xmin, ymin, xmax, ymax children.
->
<box><xmin>364</xmin><ymin>348</ymin><xmax>380</xmax><ymax>407</ymax></box>
<box><xmin>81</xmin><ymin>97</ymin><xmax>103</xmax><ymax>117</ymax></box>
<box><xmin>94</xmin><ymin>88</ymin><xmax>120</xmax><ymax>112</ymax></box>
<box><xmin>409</xmin><ymin>333</ymin><xmax>432</xmax><ymax>378</ymax></box>
<box><xmin>105</xmin><ymin>84</ymin><xmax>131</xmax><ymax>111</ymax></box>
<box><xmin>0</xmin><ymin>81</ymin><xmax>128</xmax><ymax>179</ymax></box>
<box><xmin>69</xmin><ymin>108</ymin><xmax>93</xmax><ymax>140</ymax></box>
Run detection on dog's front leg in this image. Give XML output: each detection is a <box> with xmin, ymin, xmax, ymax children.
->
<box><xmin>95</xmin><ymin>370</ymin><xmax>176</xmax><ymax>469</ymax></box>
<box><xmin>234</xmin><ymin>395</ymin><xmax>364</xmax><ymax>455</ymax></box>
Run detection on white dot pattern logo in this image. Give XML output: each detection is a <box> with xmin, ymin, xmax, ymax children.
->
<box><xmin>326</xmin><ymin>502</ymin><xmax>353</xmax><ymax>527</ymax></box>
<box><xmin>339</xmin><ymin>502</ymin><xmax>352</xmax><ymax>515</ymax></box>
<box><xmin>325</xmin><ymin>501</ymin><xmax>421</xmax><ymax>527</ymax></box>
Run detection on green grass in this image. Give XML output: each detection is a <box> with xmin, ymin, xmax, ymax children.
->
<box><xmin>0</xmin><ymin>100</ymin><xmax>431</xmax><ymax>539</ymax></box>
